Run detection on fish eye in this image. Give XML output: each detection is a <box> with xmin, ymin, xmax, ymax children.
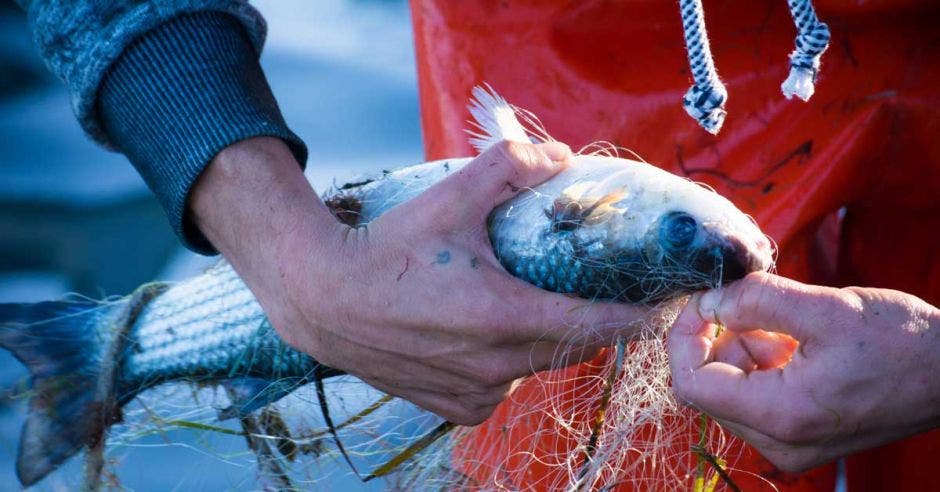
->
<box><xmin>661</xmin><ymin>211</ymin><xmax>698</xmax><ymax>249</ymax></box>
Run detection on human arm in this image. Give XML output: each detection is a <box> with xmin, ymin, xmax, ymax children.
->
<box><xmin>191</xmin><ymin>136</ymin><xmax>649</xmax><ymax>425</ymax></box>
<box><xmin>15</xmin><ymin>0</ymin><xmax>303</xmax><ymax>252</ymax></box>
<box><xmin>16</xmin><ymin>0</ymin><xmax>652</xmax><ymax>425</ymax></box>
<box><xmin>668</xmin><ymin>272</ymin><xmax>940</xmax><ymax>471</ymax></box>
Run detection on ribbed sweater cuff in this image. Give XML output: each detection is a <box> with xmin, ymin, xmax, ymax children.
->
<box><xmin>99</xmin><ymin>12</ymin><xmax>307</xmax><ymax>254</ymax></box>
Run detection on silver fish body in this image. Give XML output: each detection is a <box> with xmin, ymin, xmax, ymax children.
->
<box><xmin>119</xmin><ymin>267</ymin><xmax>312</xmax><ymax>395</ymax></box>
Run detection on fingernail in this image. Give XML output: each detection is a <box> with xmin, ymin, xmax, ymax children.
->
<box><xmin>541</xmin><ymin>142</ymin><xmax>571</xmax><ymax>164</ymax></box>
<box><xmin>698</xmin><ymin>289</ymin><xmax>722</xmax><ymax>323</ymax></box>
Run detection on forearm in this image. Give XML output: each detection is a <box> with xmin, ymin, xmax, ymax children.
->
<box><xmin>190</xmin><ymin>137</ymin><xmax>344</xmax><ymax>331</ymax></box>
<box><xmin>191</xmin><ymin>137</ymin><xmax>341</xmax><ymax>260</ymax></box>
<box><xmin>100</xmin><ymin>12</ymin><xmax>307</xmax><ymax>253</ymax></box>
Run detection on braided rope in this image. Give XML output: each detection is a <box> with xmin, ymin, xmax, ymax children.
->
<box><xmin>677</xmin><ymin>0</ymin><xmax>830</xmax><ymax>132</ymax></box>
<box><xmin>781</xmin><ymin>0</ymin><xmax>831</xmax><ymax>101</ymax></box>
<box><xmin>679</xmin><ymin>0</ymin><xmax>727</xmax><ymax>134</ymax></box>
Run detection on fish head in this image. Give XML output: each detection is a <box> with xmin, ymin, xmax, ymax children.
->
<box><xmin>491</xmin><ymin>155</ymin><xmax>774</xmax><ymax>303</ymax></box>
<box><xmin>640</xmin><ymin>189</ymin><xmax>774</xmax><ymax>287</ymax></box>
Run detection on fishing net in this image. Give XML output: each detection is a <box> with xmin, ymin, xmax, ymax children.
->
<box><xmin>396</xmin><ymin>300</ymin><xmax>742</xmax><ymax>491</ymax></box>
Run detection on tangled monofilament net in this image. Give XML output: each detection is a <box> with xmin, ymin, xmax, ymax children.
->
<box><xmin>393</xmin><ymin>299</ymin><xmax>739</xmax><ymax>491</ymax></box>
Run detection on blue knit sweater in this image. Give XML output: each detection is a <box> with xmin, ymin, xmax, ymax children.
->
<box><xmin>15</xmin><ymin>1</ymin><xmax>307</xmax><ymax>254</ymax></box>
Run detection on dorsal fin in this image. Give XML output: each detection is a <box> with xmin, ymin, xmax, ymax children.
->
<box><xmin>466</xmin><ymin>85</ymin><xmax>531</xmax><ymax>153</ymax></box>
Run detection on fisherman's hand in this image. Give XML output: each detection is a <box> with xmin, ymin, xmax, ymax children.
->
<box><xmin>192</xmin><ymin>137</ymin><xmax>648</xmax><ymax>426</ymax></box>
<box><xmin>668</xmin><ymin>272</ymin><xmax>940</xmax><ymax>471</ymax></box>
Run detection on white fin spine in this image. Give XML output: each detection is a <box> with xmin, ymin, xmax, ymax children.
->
<box><xmin>466</xmin><ymin>84</ymin><xmax>531</xmax><ymax>153</ymax></box>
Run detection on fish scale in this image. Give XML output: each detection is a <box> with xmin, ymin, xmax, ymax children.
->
<box><xmin>120</xmin><ymin>265</ymin><xmax>315</xmax><ymax>389</ymax></box>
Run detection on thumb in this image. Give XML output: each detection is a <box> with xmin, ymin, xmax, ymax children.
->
<box><xmin>696</xmin><ymin>272</ymin><xmax>829</xmax><ymax>342</ymax></box>
<box><xmin>423</xmin><ymin>141</ymin><xmax>571</xmax><ymax>226</ymax></box>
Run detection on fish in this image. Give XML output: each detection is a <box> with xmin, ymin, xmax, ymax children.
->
<box><xmin>0</xmin><ymin>86</ymin><xmax>773</xmax><ymax>487</ymax></box>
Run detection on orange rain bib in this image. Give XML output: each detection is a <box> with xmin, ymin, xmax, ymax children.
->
<box><xmin>409</xmin><ymin>1</ymin><xmax>939</xmax><ymax>489</ymax></box>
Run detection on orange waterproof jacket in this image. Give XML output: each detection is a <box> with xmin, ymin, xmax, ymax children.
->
<box><xmin>409</xmin><ymin>0</ymin><xmax>939</xmax><ymax>490</ymax></box>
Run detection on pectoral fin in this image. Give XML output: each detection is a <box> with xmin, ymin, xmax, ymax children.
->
<box><xmin>549</xmin><ymin>191</ymin><xmax>626</xmax><ymax>231</ymax></box>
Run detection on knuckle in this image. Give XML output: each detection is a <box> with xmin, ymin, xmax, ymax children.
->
<box><xmin>731</xmin><ymin>273</ymin><xmax>806</xmax><ymax>327</ymax></box>
<box><xmin>468</xmin><ymin>386</ymin><xmax>510</xmax><ymax>407</ymax></box>
<box><xmin>501</xmin><ymin>141</ymin><xmax>543</xmax><ymax>173</ymax></box>
<box><xmin>734</xmin><ymin>273</ymin><xmax>776</xmax><ymax>313</ymax></box>
<box><xmin>475</xmin><ymin>361</ymin><xmax>513</xmax><ymax>387</ymax></box>
<box><xmin>836</xmin><ymin>287</ymin><xmax>868</xmax><ymax>316</ymax></box>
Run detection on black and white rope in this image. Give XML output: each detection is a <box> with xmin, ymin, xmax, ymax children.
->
<box><xmin>679</xmin><ymin>0</ymin><xmax>727</xmax><ymax>134</ymax></box>
<box><xmin>781</xmin><ymin>0</ymin><xmax>831</xmax><ymax>101</ymax></box>
<box><xmin>676</xmin><ymin>0</ymin><xmax>830</xmax><ymax>133</ymax></box>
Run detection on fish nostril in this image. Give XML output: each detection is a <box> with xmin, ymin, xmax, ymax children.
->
<box><xmin>661</xmin><ymin>212</ymin><xmax>698</xmax><ymax>249</ymax></box>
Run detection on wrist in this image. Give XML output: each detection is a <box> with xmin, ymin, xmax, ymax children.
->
<box><xmin>190</xmin><ymin>136</ymin><xmax>345</xmax><ymax>271</ymax></box>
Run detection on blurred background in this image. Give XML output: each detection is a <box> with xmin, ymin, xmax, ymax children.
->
<box><xmin>0</xmin><ymin>0</ymin><xmax>426</xmax><ymax>489</ymax></box>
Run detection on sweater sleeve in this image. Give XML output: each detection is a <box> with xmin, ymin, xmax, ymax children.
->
<box><xmin>15</xmin><ymin>1</ymin><xmax>307</xmax><ymax>254</ymax></box>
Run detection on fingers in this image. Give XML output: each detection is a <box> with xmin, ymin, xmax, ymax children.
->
<box><xmin>420</xmin><ymin>340</ymin><xmax>598</xmax><ymax>389</ymax></box>
<box><xmin>708</xmin><ymin>415</ymin><xmax>845</xmax><ymax>473</ymax></box>
<box><xmin>420</xmin><ymin>141</ymin><xmax>572</xmax><ymax>225</ymax></box>
<box><xmin>514</xmin><ymin>340</ymin><xmax>603</xmax><ymax>372</ymax></box>
<box><xmin>667</xmin><ymin>301</ymin><xmax>788</xmax><ymax>426</ymax></box>
<box><xmin>667</xmin><ymin>296</ymin><xmax>717</xmax><ymax>374</ymax></box>
<box><xmin>483</xmin><ymin>273</ymin><xmax>650</xmax><ymax>346</ymax></box>
<box><xmin>704</xmin><ymin>417</ymin><xmax>811</xmax><ymax>470</ymax></box>
<box><xmin>532</xmin><ymin>297</ymin><xmax>648</xmax><ymax>345</ymax></box>
<box><xmin>362</xmin><ymin>339</ymin><xmax>599</xmax><ymax>426</ymax></box>
<box><xmin>712</xmin><ymin>330</ymin><xmax>799</xmax><ymax>371</ymax></box>
<box><xmin>696</xmin><ymin>272</ymin><xmax>829</xmax><ymax>341</ymax></box>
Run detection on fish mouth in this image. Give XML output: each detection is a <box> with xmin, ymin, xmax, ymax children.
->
<box><xmin>707</xmin><ymin>234</ymin><xmax>774</xmax><ymax>284</ymax></box>
<box><xmin>640</xmin><ymin>218</ymin><xmax>773</xmax><ymax>299</ymax></box>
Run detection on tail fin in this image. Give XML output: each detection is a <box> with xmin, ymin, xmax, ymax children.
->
<box><xmin>466</xmin><ymin>84</ymin><xmax>531</xmax><ymax>153</ymax></box>
<box><xmin>0</xmin><ymin>298</ymin><xmax>121</xmax><ymax>486</ymax></box>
